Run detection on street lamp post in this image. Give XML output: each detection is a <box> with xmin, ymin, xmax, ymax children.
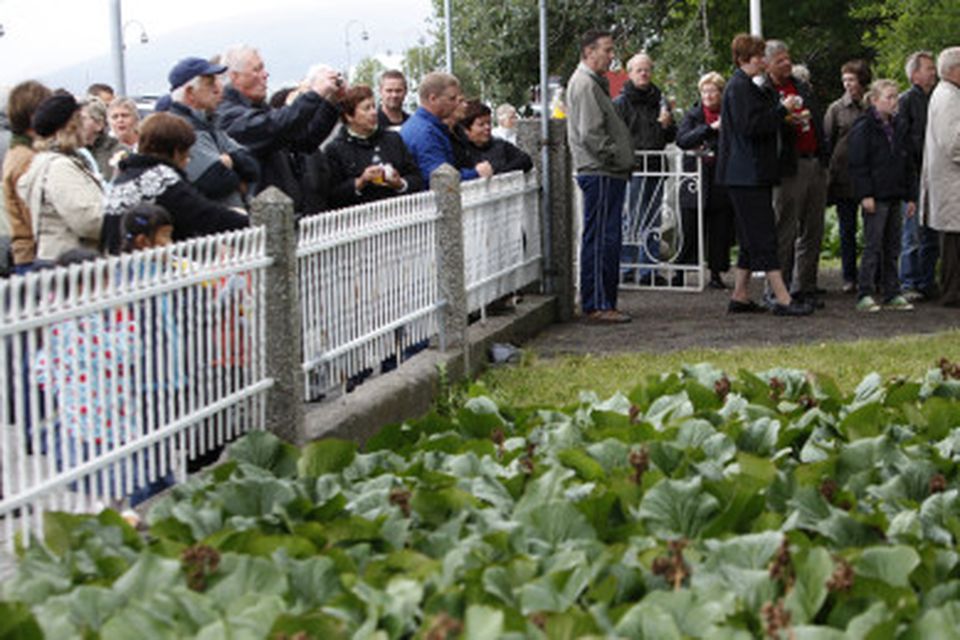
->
<box><xmin>108</xmin><ymin>0</ymin><xmax>149</xmax><ymax>97</ymax></box>
<box><xmin>109</xmin><ymin>0</ymin><xmax>126</xmax><ymax>96</ymax></box>
<box><xmin>750</xmin><ymin>0</ymin><xmax>762</xmax><ymax>37</ymax></box>
<box><xmin>344</xmin><ymin>20</ymin><xmax>369</xmax><ymax>82</ymax></box>
<box><xmin>124</xmin><ymin>19</ymin><xmax>149</xmax><ymax>48</ymax></box>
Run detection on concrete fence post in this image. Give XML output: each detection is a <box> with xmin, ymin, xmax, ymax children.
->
<box><xmin>518</xmin><ymin>118</ymin><xmax>576</xmax><ymax>322</ymax></box>
<box><xmin>250</xmin><ymin>187</ymin><xmax>306</xmax><ymax>444</ymax></box>
<box><xmin>430</xmin><ymin>164</ymin><xmax>469</xmax><ymax>374</ymax></box>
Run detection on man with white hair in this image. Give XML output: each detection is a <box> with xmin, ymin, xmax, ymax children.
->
<box><xmin>614</xmin><ymin>51</ymin><xmax>676</xmax><ymax>285</ymax></box>
<box><xmin>217</xmin><ymin>45</ymin><xmax>342</xmax><ymax>214</ymax></box>
<box><xmin>168</xmin><ymin>56</ymin><xmax>259</xmax><ymax>210</ymax></box>
<box><xmin>763</xmin><ymin>39</ymin><xmax>829</xmax><ymax>309</ymax></box>
<box><xmin>900</xmin><ymin>50</ymin><xmax>940</xmax><ymax>301</ymax></box>
<box><xmin>919</xmin><ymin>47</ymin><xmax>960</xmax><ymax>307</ymax></box>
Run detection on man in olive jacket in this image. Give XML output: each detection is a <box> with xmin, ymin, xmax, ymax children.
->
<box><xmin>566</xmin><ymin>29</ymin><xmax>635</xmax><ymax>323</ymax></box>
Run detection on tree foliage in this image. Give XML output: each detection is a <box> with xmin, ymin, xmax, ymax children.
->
<box><xmin>428</xmin><ymin>0</ymin><xmax>674</xmax><ymax>106</ymax></box>
<box><xmin>420</xmin><ymin>0</ymin><xmax>898</xmax><ymax>110</ymax></box>
<box><xmin>351</xmin><ymin>57</ymin><xmax>387</xmax><ymax>90</ymax></box>
<box><xmin>853</xmin><ymin>0</ymin><xmax>960</xmax><ymax>83</ymax></box>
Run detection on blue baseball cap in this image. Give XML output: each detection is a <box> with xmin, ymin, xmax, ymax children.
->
<box><xmin>168</xmin><ymin>57</ymin><xmax>228</xmax><ymax>91</ymax></box>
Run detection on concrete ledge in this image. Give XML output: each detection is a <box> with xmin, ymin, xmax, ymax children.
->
<box><xmin>303</xmin><ymin>294</ymin><xmax>556</xmax><ymax>446</ymax></box>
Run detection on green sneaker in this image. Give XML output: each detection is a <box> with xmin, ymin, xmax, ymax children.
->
<box><xmin>884</xmin><ymin>295</ymin><xmax>914</xmax><ymax>310</ymax></box>
<box><xmin>856</xmin><ymin>295</ymin><xmax>880</xmax><ymax>312</ymax></box>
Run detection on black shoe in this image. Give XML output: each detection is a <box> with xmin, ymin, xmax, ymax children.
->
<box><xmin>728</xmin><ymin>299</ymin><xmax>767</xmax><ymax>313</ymax></box>
<box><xmin>793</xmin><ymin>292</ymin><xmax>825</xmax><ymax>309</ymax></box>
<box><xmin>918</xmin><ymin>285</ymin><xmax>941</xmax><ymax>301</ymax></box>
<box><xmin>708</xmin><ymin>273</ymin><xmax>727</xmax><ymax>289</ymax></box>
<box><xmin>772</xmin><ymin>300</ymin><xmax>814</xmax><ymax>316</ymax></box>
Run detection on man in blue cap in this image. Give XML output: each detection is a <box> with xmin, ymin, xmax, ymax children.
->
<box><xmin>168</xmin><ymin>56</ymin><xmax>260</xmax><ymax>211</ymax></box>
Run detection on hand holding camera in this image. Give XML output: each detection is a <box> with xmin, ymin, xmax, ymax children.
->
<box><xmin>310</xmin><ymin>66</ymin><xmax>345</xmax><ymax>101</ymax></box>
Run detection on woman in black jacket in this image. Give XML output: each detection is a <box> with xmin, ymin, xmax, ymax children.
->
<box><xmin>459</xmin><ymin>100</ymin><xmax>533</xmax><ymax>175</ymax></box>
<box><xmin>325</xmin><ymin>85</ymin><xmax>423</xmax><ymax>208</ymax></box>
<box><xmin>101</xmin><ymin>112</ymin><xmax>250</xmax><ymax>254</ymax></box>
<box><xmin>675</xmin><ymin>72</ymin><xmax>735</xmax><ymax>288</ymax></box>
<box><xmin>716</xmin><ymin>33</ymin><xmax>812</xmax><ymax>316</ymax></box>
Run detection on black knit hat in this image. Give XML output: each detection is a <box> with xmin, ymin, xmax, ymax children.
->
<box><xmin>32</xmin><ymin>93</ymin><xmax>81</xmax><ymax>137</ymax></box>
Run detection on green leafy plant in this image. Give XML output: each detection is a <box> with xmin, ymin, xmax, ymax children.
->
<box><xmin>5</xmin><ymin>362</ymin><xmax>960</xmax><ymax>638</ymax></box>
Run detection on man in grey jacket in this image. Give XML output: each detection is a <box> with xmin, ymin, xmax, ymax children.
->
<box><xmin>168</xmin><ymin>57</ymin><xmax>260</xmax><ymax>211</ymax></box>
<box><xmin>566</xmin><ymin>29</ymin><xmax>635</xmax><ymax>323</ymax></box>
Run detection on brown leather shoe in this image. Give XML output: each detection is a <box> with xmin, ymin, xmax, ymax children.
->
<box><xmin>585</xmin><ymin>309</ymin><xmax>632</xmax><ymax>324</ymax></box>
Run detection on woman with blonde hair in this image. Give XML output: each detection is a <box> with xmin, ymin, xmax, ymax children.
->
<box><xmin>676</xmin><ymin>71</ymin><xmax>735</xmax><ymax>288</ymax></box>
<box><xmin>17</xmin><ymin>93</ymin><xmax>103</xmax><ymax>263</ymax></box>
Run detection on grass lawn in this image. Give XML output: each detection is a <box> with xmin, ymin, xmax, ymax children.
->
<box><xmin>480</xmin><ymin>329</ymin><xmax>960</xmax><ymax>407</ymax></box>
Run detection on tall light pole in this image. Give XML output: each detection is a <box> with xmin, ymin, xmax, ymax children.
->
<box><xmin>443</xmin><ymin>0</ymin><xmax>453</xmax><ymax>73</ymax></box>
<box><xmin>108</xmin><ymin>0</ymin><xmax>149</xmax><ymax>97</ymax></box>
<box><xmin>109</xmin><ymin>0</ymin><xmax>125</xmax><ymax>95</ymax></box>
<box><xmin>750</xmin><ymin>0</ymin><xmax>762</xmax><ymax>37</ymax></box>
<box><xmin>538</xmin><ymin>0</ymin><xmax>552</xmax><ymax>294</ymax></box>
<box><xmin>344</xmin><ymin>20</ymin><xmax>369</xmax><ymax>82</ymax></box>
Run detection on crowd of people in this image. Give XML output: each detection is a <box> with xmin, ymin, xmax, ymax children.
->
<box><xmin>3</xmin><ymin>36</ymin><xmax>959</xmax><ymax>319</ymax></box>
<box><xmin>566</xmin><ymin>29</ymin><xmax>960</xmax><ymax>322</ymax></box>
<box><xmin>0</xmin><ymin>47</ymin><xmax>532</xmax><ymax>276</ymax></box>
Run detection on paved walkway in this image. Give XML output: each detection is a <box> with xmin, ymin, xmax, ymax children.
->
<box><xmin>525</xmin><ymin>269</ymin><xmax>960</xmax><ymax>357</ymax></box>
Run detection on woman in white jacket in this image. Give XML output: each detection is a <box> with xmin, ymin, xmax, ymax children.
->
<box><xmin>17</xmin><ymin>93</ymin><xmax>103</xmax><ymax>263</ymax></box>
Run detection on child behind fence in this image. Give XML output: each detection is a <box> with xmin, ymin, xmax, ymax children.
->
<box><xmin>34</xmin><ymin>247</ymin><xmax>140</xmax><ymax>509</ymax></box>
<box><xmin>119</xmin><ymin>204</ymin><xmax>179</xmax><ymax>504</ymax></box>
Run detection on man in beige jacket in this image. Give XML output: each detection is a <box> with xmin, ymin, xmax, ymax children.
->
<box><xmin>920</xmin><ymin>47</ymin><xmax>960</xmax><ymax>306</ymax></box>
<box><xmin>566</xmin><ymin>29</ymin><xmax>635</xmax><ymax>323</ymax></box>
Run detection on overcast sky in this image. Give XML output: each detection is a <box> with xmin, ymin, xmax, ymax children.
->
<box><xmin>0</xmin><ymin>0</ymin><xmax>435</xmax><ymax>94</ymax></box>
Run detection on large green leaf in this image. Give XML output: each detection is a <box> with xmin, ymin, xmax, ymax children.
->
<box><xmin>920</xmin><ymin>489</ymin><xmax>960</xmax><ymax>545</ymax></box>
<box><xmin>215</xmin><ymin>476</ymin><xmax>299</xmax><ymax>518</ymax></box>
<box><xmin>785</xmin><ymin>547</ymin><xmax>833</xmax><ymax>624</ymax></box>
<box><xmin>516</xmin><ymin>500</ymin><xmax>597</xmax><ymax>547</ymax></box>
<box><xmin>902</xmin><ymin>601</ymin><xmax>960</xmax><ymax>640</ymax></box>
<box><xmin>614</xmin><ymin>600</ymin><xmax>683</xmax><ymax>639</ymax></box>
<box><xmin>636</xmin><ymin>477</ymin><xmax>720</xmax><ymax>539</ymax></box>
<box><xmin>854</xmin><ymin>546</ymin><xmax>921</xmax><ymax>589</ymax></box>
<box><xmin>557</xmin><ymin>448</ymin><xmax>606</xmax><ymax>482</ymax></box>
<box><xmin>112</xmin><ymin>553</ymin><xmax>182</xmax><ymax>602</ymax></box>
<box><xmin>519</xmin><ymin>564</ymin><xmax>592</xmax><ymax>614</ymax></box>
<box><xmin>0</xmin><ymin>601</ymin><xmax>43</xmax><ymax>639</ymax></box>
<box><xmin>464</xmin><ymin>604</ymin><xmax>505</xmax><ymax>640</ymax></box>
<box><xmin>204</xmin><ymin>554</ymin><xmax>288</xmax><ymax>609</ymax></box>
<box><xmin>839</xmin><ymin>402</ymin><xmax>886</xmax><ymax>440</ymax></box>
<box><xmin>227</xmin><ymin>430</ymin><xmax>300</xmax><ymax>477</ymax></box>
<box><xmin>298</xmin><ymin>438</ymin><xmax>357</xmax><ymax>477</ymax></box>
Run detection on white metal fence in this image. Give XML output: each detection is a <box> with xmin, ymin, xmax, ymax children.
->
<box><xmin>462</xmin><ymin>171</ymin><xmax>541</xmax><ymax>315</ymax></box>
<box><xmin>621</xmin><ymin>150</ymin><xmax>704</xmax><ymax>291</ymax></box>
<box><xmin>0</xmin><ymin>228</ymin><xmax>271</xmax><ymax>547</ymax></box>
<box><xmin>297</xmin><ymin>192</ymin><xmax>444</xmax><ymax>401</ymax></box>
<box><xmin>573</xmin><ymin>149</ymin><xmax>704</xmax><ymax>295</ymax></box>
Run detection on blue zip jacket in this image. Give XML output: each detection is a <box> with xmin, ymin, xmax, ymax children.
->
<box><xmin>401</xmin><ymin>107</ymin><xmax>478</xmax><ymax>185</ymax></box>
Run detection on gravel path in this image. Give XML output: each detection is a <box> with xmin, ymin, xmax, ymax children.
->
<box><xmin>526</xmin><ymin>269</ymin><xmax>960</xmax><ymax>357</ymax></box>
